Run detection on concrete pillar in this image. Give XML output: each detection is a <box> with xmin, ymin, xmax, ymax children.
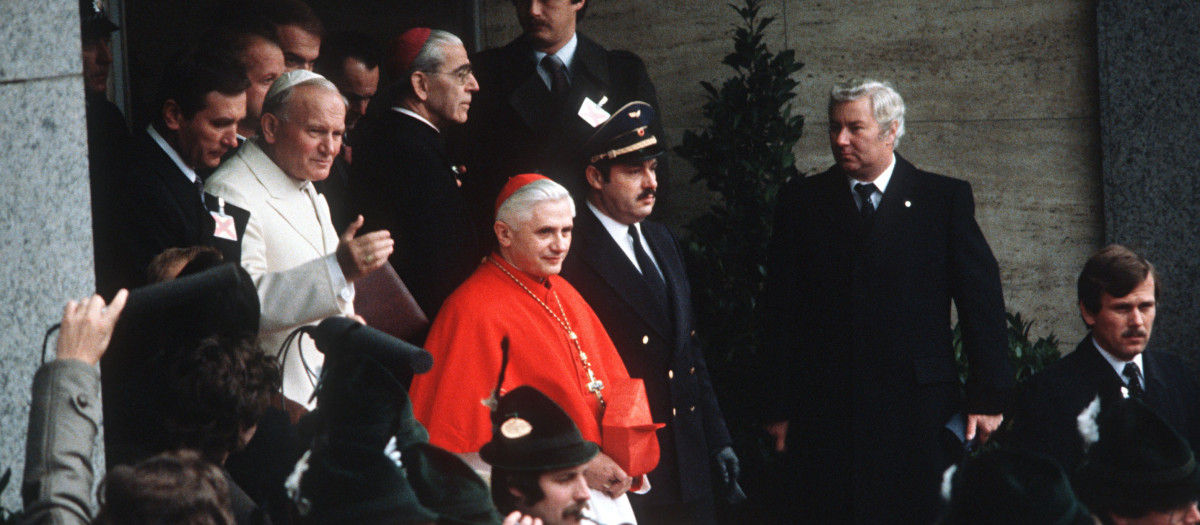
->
<box><xmin>0</xmin><ymin>0</ymin><xmax>95</xmax><ymax>511</ymax></box>
<box><xmin>1097</xmin><ymin>0</ymin><xmax>1200</xmax><ymax>358</ymax></box>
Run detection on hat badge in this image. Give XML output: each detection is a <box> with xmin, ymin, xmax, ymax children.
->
<box><xmin>501</xmin><ymin>416</ymin><xmax>533</xmax><ymax>439</ymax></box>
<box><xmin>628</xmin><ymin>110</ymin><xmax>641</xmax><ymax>118</ymax></box>
<box><xmin>637</xmin><ymin>128</ymin><xmax>645</xmax><ymax>137</ymax></box>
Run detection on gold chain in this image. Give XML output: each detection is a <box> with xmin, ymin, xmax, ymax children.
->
<box><xmin>488</xmin><ymin>256</ymin><xmax>606</xmax><ymax>409</ymax></box>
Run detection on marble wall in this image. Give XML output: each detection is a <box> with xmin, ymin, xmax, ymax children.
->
<box><xmin>1097</xmin><ymin>0</ymin><xmax>1200</xmax><ymax>358</ymax></box>
<box><xmin>0</xmin><ymin>0</ymin><xmax>95</xmax><ymax>511</ymax></box>
<box><xmin>480</xmin><ymin>0</ymin><xmax>1106</xmax><ymax>347</ymax></box>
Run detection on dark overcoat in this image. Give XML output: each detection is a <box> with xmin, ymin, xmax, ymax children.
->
<box><xmin>763</xmin><ymin>153</ymin><xmax>1012</xmax><ymax>524</ymax></box>
<box><xmin>561</xmin><ymin>206</ymin><xmax>731</xmax><ymax>519</ymax></box>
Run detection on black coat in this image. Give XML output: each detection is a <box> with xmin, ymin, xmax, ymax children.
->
<box><xmin>763</xmin><ymin>154</ymin><xmax>1012</xmax><ymax>524</ymax></box>
<box><xmin>87</xmin><ymin>94</ymin><xmax>131</xmax><ymax>299</ymax></box>
<box><xmin>95</xmin><ymin>130</ymin><xmax>247</xmax><ymax>297</ymax></box>
<box><xmin>561</xmin><ymin>207</ymin><xmax>732</xmax><ymax>512</ymax></box>
<box><xmin>1006</xmin><ymin>337</ymin><xmax>1200</xmax><ymax>473</ymax></box>
<box><xmin>97</xmin><ymin>131</ymin><xmax>247</xmax><ymax>468</ymax></box>
<box><xmin>463</xmin><ymin>33</ymin><xmax>666</xmax><ymax>222</ymax></box>
<box><xmin>349</xmin><ymin>111</ymin><xmax>482</xmax><ymax>319</ymax></box>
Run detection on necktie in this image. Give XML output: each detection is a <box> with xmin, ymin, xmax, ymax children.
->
<box><xmin>541</xmin><ymin>54</ymin><xmax>569</xmax><ymax>101</ymax></box>
<box><xmin>194</xmin><ymin>177</ymin><xmax>206</xmax><ymax>207</ymax></box>
<box><xmin>629</xmin><ymin>225</ymin><xmax>668</xmax><ymax>309</ymax></box>
<box><xmin>1123</xmin><ymin>362</ymin><xmax>1145</xmax><ymax>398</ymax></box>
<box><xmin>854</xmin><ymin>182</ymin><xmax>877</xmax><ymax>222</ymax></box>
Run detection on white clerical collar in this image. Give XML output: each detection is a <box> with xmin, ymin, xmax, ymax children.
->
<box><xmin>587</xmin><ymin>201</ymin><xmax>655</xmax><ymax>273</ymax></box>
<box><xmin>147</xmin><ymin>124</ymin><xmax>199</xmax><ymax>185</ymax></box>
<box><xmin>1092</xmin><ymin>337</ymin><xmax>1145</xmax><ymax>387</ymax></box>
<box><xmin>392</xmin><ymin>107</ymin><xmax>439</xmax><ymax>133</ymax></box>
<box><xmin>534</xmin><ymin>33</ymin><xmax>578</xmax><ymax>88</ymax></box>
<box><xmin>845</xmin><ymin>153</ymin><xmax>896</xmax><ymax>194</ymax></box>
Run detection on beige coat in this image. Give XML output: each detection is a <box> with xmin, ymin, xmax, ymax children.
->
<box><xmin>206</xmin><ymin>139</ymin><xmax>353</xmax><ymax>407</ymax></box>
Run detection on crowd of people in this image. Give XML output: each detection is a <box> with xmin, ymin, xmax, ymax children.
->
<box><xmin>27</xmin><ymin>0</ymin><xmax>1200</xmax><ymax>523</ymax></box>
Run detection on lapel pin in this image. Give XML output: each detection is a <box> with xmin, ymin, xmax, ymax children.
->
<box><xmin>904</xmin><ymin>200</ymin><xmax>912</xmax><ymax>208</ymax></box>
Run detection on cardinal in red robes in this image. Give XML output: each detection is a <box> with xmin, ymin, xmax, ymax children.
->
<box><xmin>410</xmin><ymin>174</ymin><xmax>651</xmax><ymax>523</ymax></box>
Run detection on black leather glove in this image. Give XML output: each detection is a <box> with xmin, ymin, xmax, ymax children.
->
<box><xmin>713</xmin><ymin>446</ymin><xmax>740</xmax><ymax>485</ymax></box>
<box><xmin>712</xmin><ymin>446</ymin><xmax>746</xmax><ymax>503</ymax></box>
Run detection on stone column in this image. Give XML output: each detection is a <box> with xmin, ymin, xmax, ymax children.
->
<box><xmin>0</xmin><ymin>0</ymin><xmax>95</xmax><ymax>511</ymax></box>
<box><xmin>1097</xmin><ymin>0</ymin><xmax>1200</xmax><ymax>358</ymax></box>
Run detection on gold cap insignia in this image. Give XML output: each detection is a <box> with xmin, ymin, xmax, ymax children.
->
<box><xmin>501</xmin><ymin>417</ymin><xmax>533</xmax><ymax>439</ymax></box>
<box><xmin>628</xmin><ymin>110</ymin><xmax>641</xmax><ymax>119</ymax></box>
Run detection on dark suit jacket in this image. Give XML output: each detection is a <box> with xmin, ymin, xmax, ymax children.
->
<box><xmin>349</xmin><ymin>111</ymin><xmax>482</xmax><ymax>320</ymax></box>
<box><xmin>561</xmin><ymin>206</ymin><xmax>732</xmax><ymax>509</ymax></box>
<box><xmin>96</xmin><ymin>130</ymin><xmax>246</xmax><ymax>297</ymax></box>
<box><xmin>97</xmin><ymin>131</ymin><xmax>247</xmax><ymax>468</ymax></box>
<box><xmin>763</xmin><ymin>153</ymin><xmax>1012</xmax><ymax>524</ymax></box>
<box><xmin>464</xmin><ymin>33</ymin><xmax>667</xmax><ymax>226</ymax></box>
<box><xmin>1007</xmin><ymin>337</ymin><xmax>1200</xmax><ymax>473</ymax></box>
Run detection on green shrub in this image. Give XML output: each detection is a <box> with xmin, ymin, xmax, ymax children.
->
<box><xmin>954</xmin><ymin>311</ymin><xmax>1061</xmax><ymax>385</ymax></box>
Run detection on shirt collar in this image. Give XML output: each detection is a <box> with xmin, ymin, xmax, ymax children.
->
<box><xmin>1092</xmin><ymin>336</ymin><xmax>1145</xmax><ymax>385</ymax></box>
<box><xmin>392</xmin><ymin>107</ymin><xmax>439</xmax><ymax>133</ymax></box>
<box><xmin>147</xmin><ymin>124</ymin><xmax>199</xmax><ymax>184</ymax></box>
<box><xmin>846</xmin><ymin>153</ymin><xmax>896</xmax><ymax>194</ymax></box>
<box><xmin>588</xmin><ymin>200</ymin><xmax>635</xmax><ymax>236</ymax></box>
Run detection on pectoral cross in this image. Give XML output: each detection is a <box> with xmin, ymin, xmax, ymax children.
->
<box><xmin>584</xmin><ymin>365</ymin><xmax>605</xmax><ymax>409</ymax></box>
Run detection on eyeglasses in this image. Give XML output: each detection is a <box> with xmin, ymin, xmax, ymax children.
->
<box><xmin>431</xmin><ymin>66</ymin><xmax>475</xmax><ymax>86</ymax></box>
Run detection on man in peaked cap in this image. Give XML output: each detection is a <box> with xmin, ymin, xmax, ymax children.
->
<box><xmin>484</xmin><ymin>386</ymin><xmax>600</xmax><ymax>525</ymax></box>
<box><xmin>81</xmin><ymin>0</ymin><xmax>133</xmax><ymax>293</ymax></box>
<box><xmin>1075</xmin><ymin>396</ymin><xmax>1200</xmax><ymax>525</ymax></box>
<box><xmin>560</xmin><ymin>101</ymin><xmax>738</xmax><ymax>525</ymax></box>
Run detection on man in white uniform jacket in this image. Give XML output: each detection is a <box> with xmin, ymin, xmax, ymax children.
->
<box><xmin>207</xmin><ymin>70</ymin><xmax>393</xmax><ymax>408</ymax></box>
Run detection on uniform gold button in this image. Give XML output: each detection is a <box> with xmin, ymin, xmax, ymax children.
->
<box><xmin>690</xmin><ymin>330</ymin><xmax>696</xmax><ymax>337</ymax></box>
<box><xmin>668</xmin><ymin>370</ymin><xmax>674</xmax><ymax>379</ymax></box>
<box><xmin>690</xmin><ymin>367</ymin><xmax>696</xmax><ymax>375</ymax></box>
<box><xmin>690</xmin><ymin>406</ymin><xmax>696</xmax><ymax>412</ymax></box>
<box><xmin>642</xmin><ymin>335</ymin><xmax>649</xmax><ymax>345</ymax></box>
<box><xmin>672</xmin><ymin>408</ymin><xmax>677</xmax><ymax>416</ymax></box>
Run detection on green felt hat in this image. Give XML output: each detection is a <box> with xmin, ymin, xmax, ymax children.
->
<box><xmin>479</xmin><ymin>386</ymin><xmax>598</xmax><ymax>472</ymax></box>
<box><xmin>296</xmin><ymin>439</ymin><xmax>438</xmax><ymax>525</ymax></box>
<box><xmin>943</xmin><ymin>447</ymin><xmax>1094</xmax><ymax>525</ymax></box>
<box><xmin>1076</xmin><ymin>396</ymin><xmax>1200</xmax><ymax>517</ymax></box>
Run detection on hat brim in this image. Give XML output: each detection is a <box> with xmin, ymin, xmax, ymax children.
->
<box><xmin>1079</xmin><ymin>460</ymin><xmax>1200</xmax><ymax>515</ymax></box>
<box><xmin>83</xmin><ymin>18</ymin><xmax>119</xmax><ymax>38</ymax></box>
<box><xmin>479</xmin><ymin>439</ymin><xmax>599</xmax><ymax>472</ymax></box>
<box><xmin>595</xmin><ymin>142</ymin><xmax>666</xmax><ymax>166</ymax></box>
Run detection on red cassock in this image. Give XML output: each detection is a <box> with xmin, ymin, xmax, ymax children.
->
<box><xmin>410</xmin><ymin>255</ymin><xmax>632</xmax><ymax>452</ymax></box>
